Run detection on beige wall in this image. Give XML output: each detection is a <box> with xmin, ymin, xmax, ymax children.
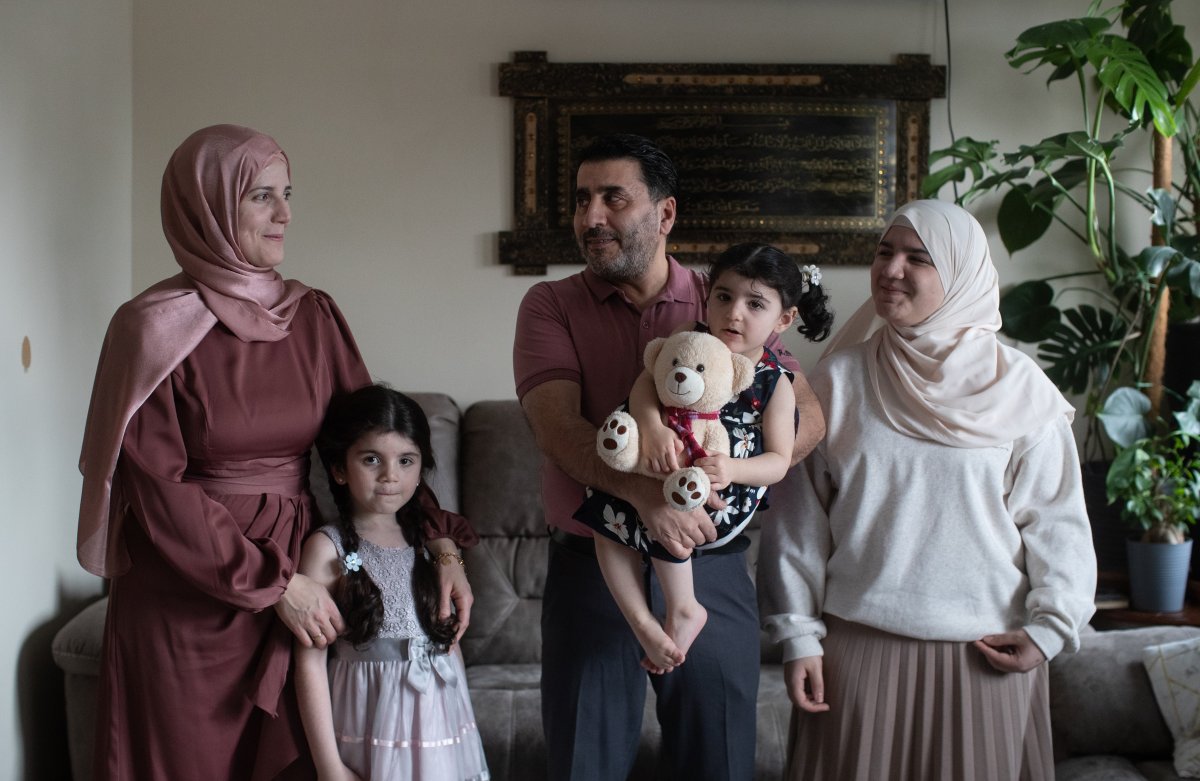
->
<box><xmin>1</xmin><ymin>0</ymin><xmax>132</xmax><ymax>777</ymax></box>
<box><xmin>3</xmin><ymin>0</ymin><xmax>1197</xmax><ymax>775</ymax></box>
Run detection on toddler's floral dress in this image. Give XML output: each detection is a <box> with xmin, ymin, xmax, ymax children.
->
<box><xmin>573</xmin><ymin>327</ymin><xmax>793</xmax><ymax>561</ymax></box>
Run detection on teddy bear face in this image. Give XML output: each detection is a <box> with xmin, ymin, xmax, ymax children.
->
<box><xmin>645</xmin><ymin>331</ymin><xmax>755</xmax><ymax>413</ymax></box>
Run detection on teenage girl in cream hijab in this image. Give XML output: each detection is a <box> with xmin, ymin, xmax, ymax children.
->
<box><xmin>759</xmin><ymin>200</ymin><xmax>1096</xmax><ymax>781</ymax></box>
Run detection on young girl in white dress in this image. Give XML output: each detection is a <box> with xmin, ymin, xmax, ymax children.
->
<box><xmin>295</xmin><ymin>384</ymin><xmax>489</xmax><ymax>781</ymax></box>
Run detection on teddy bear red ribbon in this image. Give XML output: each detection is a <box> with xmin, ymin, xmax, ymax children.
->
<box><xmin>663</xmin><ymin>406</ymin><xmax>719</xmax><ymax>466</ymax></box>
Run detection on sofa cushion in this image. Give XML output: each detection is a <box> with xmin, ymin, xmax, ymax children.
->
<box><xmin>463</xmin><ymin>533</ymin><xmax>547</xmax><ymax>663</ymax></box>
<box><xmin>1056</xmin><ymin>755</ymin><xmax>1151</xmax><ymax>780</ymax></box>
<box><xmin>459</xmin><ymin>401</ymin><xmax>546</xmax><ymax>667</ymax></box>
<box><xmin>470</xmin><ymin>686</ymin><xmax>548</xmax><ymax>780</ymax></box>
<box><xmin>1137</xmin><ymin>759</ymin><xmax>1194</xmax><ymax>780</ymax></box>
<box><xmin>412</xmin><ymin>392</ymin><xmax>463</xmax><ymax>513</ymax></box>
<box><xmin>1051</xmin><ymin>625</ymin><xmax>1200</xmax><ymax>759</ymax></box>
<box><xmin>756</xmin><ymin>664</ymin><xmax>790</xmax><ymax>779</ymax></box>
<box><xmin>459</xmin><ymin>400</ymin><xmax>544</xmax><ymax>538</ymax></box>
<box><xmin>465</xmin><ymin>662</ymin><xmax>541</xmax><ymax>691</ymax></box>
<box><xmin>470</xmin><ymin>684</ymin><xmax>661</xmax><ymax>781</ymax></box>
<box><xmin>1143</xmin><ymin>636</ymin><xmax>1200</xmax><ymax>778</ymax></box>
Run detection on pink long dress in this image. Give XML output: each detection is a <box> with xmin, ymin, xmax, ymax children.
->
<box><xmin>92</xmin><ymin>291</ymin><xmax>367</xmax><ymax>781</ymax></box>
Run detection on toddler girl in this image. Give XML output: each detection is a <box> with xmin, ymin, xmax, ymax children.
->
<box><xmin>574</xmin><ymin>243</ymin><xmax>832</xmax><ymax>673</ymax></box>
<box><xmin>296</xmin><ymin>385</ymin><xmax>489</xmax><ymax>781</ymax></box>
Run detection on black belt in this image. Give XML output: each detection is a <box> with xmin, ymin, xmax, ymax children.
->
<box><xmin>547</xmin><ymin>527</ymin><xmax>746</xmax><ymax>557</ymax></box>
<box><xmin>548</xmin><ymin>527</ymin><xmax>597</xmax><ymax>555</ymax></box>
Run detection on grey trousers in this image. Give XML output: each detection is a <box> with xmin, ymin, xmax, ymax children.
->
<box><xmin>541</xmin><ymin>534</ymin><xmax>759</xmax><ymax>781</ymax></box>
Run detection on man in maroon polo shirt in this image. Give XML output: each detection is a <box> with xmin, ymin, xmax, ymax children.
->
<box><xmin>513</xmin><ymin>134</ymin><xmax>823</xmax><ymax>780</ymax></box>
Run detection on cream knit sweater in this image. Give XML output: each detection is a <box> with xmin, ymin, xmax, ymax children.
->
<box><xmin>759</xmin><ymin>342</ymin><xmax>1097</xmax><ymax>663</ymax></box>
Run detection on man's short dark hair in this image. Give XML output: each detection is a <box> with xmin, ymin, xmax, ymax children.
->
<box><xmin>576</xmin><ymin>134</ymin><xmax>678</xmax><ymax>202</ymax></box>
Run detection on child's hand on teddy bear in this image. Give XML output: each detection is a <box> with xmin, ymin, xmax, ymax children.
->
<box><xmin>639</xmin><ymin>421</ymin><xmax>685</xmax><ymax>475</ymax></box>
<box><xmin>695</xmin><ymin>453</ymin><xmax>735</xmax><ymax>492</ymax></box>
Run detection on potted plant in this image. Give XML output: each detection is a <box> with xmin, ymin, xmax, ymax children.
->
<box><xmin>1100</xmin><ymin>381</ymin><xmax>1200</xmax><ymax>609</ymax></box>
<box><xmin>921</xmin><ymin>0</ymin><xmax>1200</xmax><ymax>585</ymax></box>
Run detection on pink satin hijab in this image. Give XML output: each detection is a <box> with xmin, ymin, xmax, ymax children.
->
<box><xmin>823</xmin><ymin>199</ymin><xmax>1073</xmax><ymax>448</ymax></box>
<box><xmin>77</xmin><ymin>124</ymin><xmax>311</xmax><ymax>576</ymax></box>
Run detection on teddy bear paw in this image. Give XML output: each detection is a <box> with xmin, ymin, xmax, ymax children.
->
<box><xmin>664</xmin><ymin>467</ymin><xmax>709</xmax><ymax>511</ymax></box>
<box><xmin>596</xmin><ymin>411</ymin><xmax>636</xmax><ymax>467</ymax></box>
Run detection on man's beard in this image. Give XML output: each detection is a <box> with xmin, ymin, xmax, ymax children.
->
<box><xmin>577</xmin><ymin>210</ymin><xmax>659</xmax><ymax>284</ymax></box>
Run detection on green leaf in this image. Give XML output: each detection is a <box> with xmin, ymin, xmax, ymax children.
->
<box><xmin>1178</xmin><ymin>59</ymin><xmax>1200</xmax><ymax>105</ymax></box>
<box><xmin>921</xmin><ymin>137</ymin><xmax>1002</xmax><ymax>199</ymax></box>
<box><xmin>999</xmin><ymin>280</ymin><xmax>1060</xmax><ymax>342</ymax></box>
<box><xmin>1106</xmin><ymin>443</ymin><xmax>1145</xmax><ymax>501</ymax></box>
<box><xmin>1135</xmin><ymin>245</ymin><xmax>1182</xmax><ymax>277</ymax></box>
<box><xmin>920</xmin><ymin>168</ymin><xmax>972</xmax><ymax>199</ymax></box>
<box><xmin>1094</xmin><ymin>36</ymin><xmax>1178</xmax><ymax>136</ymax></box>
<box><xmin>1176</xmin><ymin>409</ymin><xmax>1200</xmax><ymax>437</ymax></box>
<box><xmin>927</xmin><ymin>136</ymin><xmax>999</xmax><ymax>166</ymax></box>
<box><xmin>957</xmin><ymin>168</ymin><xmax>1034</xmax><ymax>204</ymax></box>
<box><xmin>1124</xmin><ymin>3</ymin><xmax>1195</xmax><ymax>87</ymax></box>
<box><xmin>1166</xmin><ymin>258</ymin><xmax>1200</xmax><ymax>298</ymax></box>
<box><xmin>1006</xmin><ymin>18</ymin><xmax>1112</xmax><ymax>79</ymax></box>
<box><xmin>998</xmin><ymin>186</ymin><xmax>1055</xmax><ymax>254</ymax></box>
<box><xmin>1098</xmin><ymin>386</ymin><xmax>1152</xmax><ymax>447</ymax></box>
<box><xmin>1029</xmin><ymin>159</ymin><xmax>1091</xmax><ymax>200</ymax></box>
<box><xmin>1180</xmin><ymin>382</ymin><xmax>1200</xmax><ymax>435</ymax></box>
<box><xmin>1148</xmin><ymin>187</ymin><xmax>1177</xmax><ymax>235</ymax></box>
<box><xmin>1005</xmin><ymin>132</ymin><xmax>1122</xmax><ymax>170</ymax></box>
<box><xmin>1065</xmin><ymin>132</ymin><xmax>1124</xmax><ymax>162</ymax></box>
<box><xmin>1037</xmin><ymin>305</ymin><xmax>1127</xmax><ymax>395</ymax></box>
<box><xmin>1012</xmin><ymin>17</ymin><xmax>1110</xmax><ymax>50</ymax></box>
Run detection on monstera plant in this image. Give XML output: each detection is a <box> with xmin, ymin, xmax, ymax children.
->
<box><xmin>922</xmin><ymin>0</ymin><xmax>1200</xmax><ymax>463</ymax></box>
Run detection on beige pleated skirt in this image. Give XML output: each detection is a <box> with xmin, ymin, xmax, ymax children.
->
<box><xmin>785</xmin><ymin>616</ymin><xmax>1053</xmax><ymax>781</ymax></box>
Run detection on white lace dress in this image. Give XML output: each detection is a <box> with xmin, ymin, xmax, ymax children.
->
<box><xmin>317</xmin><ymin>526</ymin><xmax>489</xmax><ymax>781</ymax></box>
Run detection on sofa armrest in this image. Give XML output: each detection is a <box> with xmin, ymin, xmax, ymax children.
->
<box><xmin>52</xmin><ymin>598</ymin><xmax>107</xmax><ymax>677</ymax></box>
<box><xmin>52</xmin><ymin>597</ymin><xmax>108</xmax><ymax>781</ymax></box>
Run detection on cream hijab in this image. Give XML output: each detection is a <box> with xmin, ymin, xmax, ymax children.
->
<box><xmin>77</xmin><ymin>125</ymin><xmax>310</xmax><ymax>576</ymax></box>
<box><xmin>825</xmin><ymin>199</ymin><xmax>1073</xmax><ymax>447</ymax></box>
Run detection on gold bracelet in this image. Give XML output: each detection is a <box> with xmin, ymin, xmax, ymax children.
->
<box><xmin>432</xmin><ymin>551</ymin><xmax>465</xmax><ymax>570</ymax></box>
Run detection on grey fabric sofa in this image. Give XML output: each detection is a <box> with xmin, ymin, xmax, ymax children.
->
<box><xmin>1050</xmin><ymin>623</ymin><xmax>1200</xmax><ymax>781</ymax></box>
<box><xmin>51</xmin><ymin>393</ymin><xmax>1198</xmax><ymax>780</ymax></box>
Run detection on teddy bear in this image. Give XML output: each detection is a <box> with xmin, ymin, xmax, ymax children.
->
<box><xmin>596</xmin><ymin>330</ymin><xmax>756</xmax><ymax>511</ymax></box>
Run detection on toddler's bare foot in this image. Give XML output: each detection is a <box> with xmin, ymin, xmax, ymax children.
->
<box><xmin>631</xmin><ymin>614</ymin><xmax>685</xmax><ymax>674</ymax></box>
<box><xmin>664</xmin><ymin>601</ymin><xmax>707</xmax><ymax>660</ymax></box>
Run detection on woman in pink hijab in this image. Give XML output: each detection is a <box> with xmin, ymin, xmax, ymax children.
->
<box><xmin>759</xmin><ymin>200</ymin><xmax>1097</xmax><ymax>780</ymax></box>
<box><xmin>77</xmin><ymin>124</ymin><xmax>476</xmax><ymax>780</ymax></box>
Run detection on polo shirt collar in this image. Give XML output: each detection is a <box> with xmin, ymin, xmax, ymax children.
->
<box><xmin>581</xmin><ymin>256</ymin><xmax>700</xmax><ymax>306</ymax></box>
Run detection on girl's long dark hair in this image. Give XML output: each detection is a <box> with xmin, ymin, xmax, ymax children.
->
<box><xmin>315</xmin><ymin>384</ymin><xmax>457</xmax><ymax>650</ymax></box>
<box><xmin>708</xmin><ymin>243</ymin><xmax>834</xmax><ymax>342</ymax></box>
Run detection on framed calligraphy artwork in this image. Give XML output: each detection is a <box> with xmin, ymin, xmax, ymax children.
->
<box><xmin>498</xmin><ymin>52</ymin><xmax>945</xmax><ymax>274</ymax></box>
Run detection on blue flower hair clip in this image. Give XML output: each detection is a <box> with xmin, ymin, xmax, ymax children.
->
<box><xmin>342</xmin><ymin>551</ymin><xmax>363</xmax><ymax>574</ymax></box>
<box><xmin>801</xmin><ymin>264</ymin><xmax>822</xmax><ymax>288</ymax></box>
